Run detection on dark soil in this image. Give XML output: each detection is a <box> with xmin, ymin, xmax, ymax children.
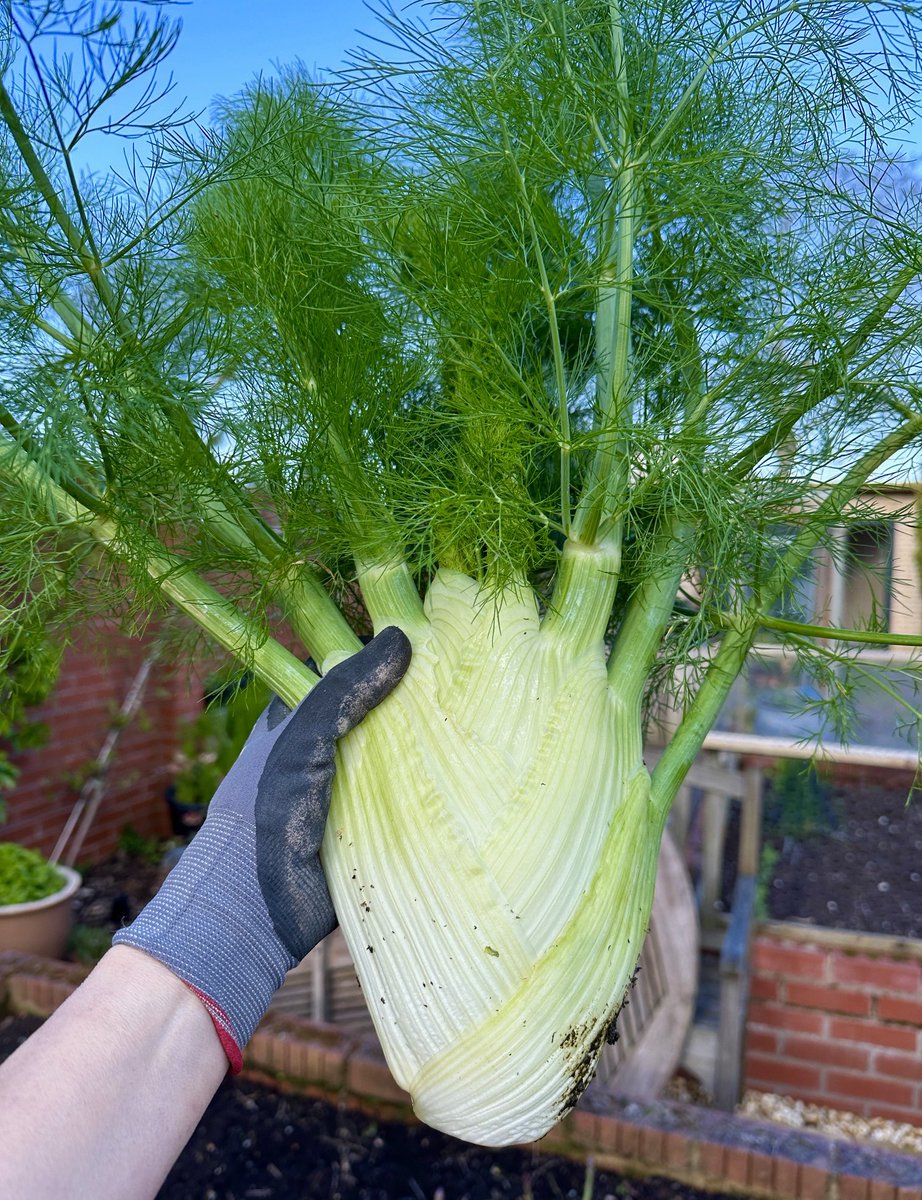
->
<box><xmin>721</xmin><ymin>775</ymin><xmax>922</xmax><ymax>937</ymax></box>
<box><xmin>73</xmin><ymin>847</ymin><xmax>165</xmax><ymax>932</ymax></box>
<box><xmin>0</xmin><ymin>1014</ymin><xmax>736</xmax><ymax>1200</ymax></box>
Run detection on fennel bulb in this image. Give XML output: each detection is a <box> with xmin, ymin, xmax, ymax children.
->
<box><xmin>322</xmin><ymin>569</ymin><xmax>661</xmax><ymax>1146</ymax></box>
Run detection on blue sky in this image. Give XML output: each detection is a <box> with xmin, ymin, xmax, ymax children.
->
<box><xmin>160</xmin><ymin>1</ymin><xmax>922</xmax><ymax>157</ymax></box>
<box><xmin>163</xmin><ymin>0</ymin><xmax>378</xmax><ymax>119</ymax></box>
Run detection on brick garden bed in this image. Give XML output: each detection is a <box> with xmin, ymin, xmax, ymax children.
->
<box><xmin>746</xmin><ymin>924</ymin><xmax>922</xmax><ymax>1128</ymax></box>
<box><xmin>2</xmin><ymin>951</ymin><xmax>920</xmax><ymax>1200</ymax></box>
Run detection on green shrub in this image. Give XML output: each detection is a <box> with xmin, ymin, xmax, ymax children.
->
<box><xmin>171</xmin><ymin>674</ymin><xmax>269</xmax><ymax>808</ymax></box>
<box><xmin>765</xmin><ymin>758</ymin><xmax>833</xmax><ymax>841</ymax></box>
<box><xmin>0</xmin><ymin>624</ymin><xmax>61</xmax><ymax>822</ymax></box>
<box><xmin>117</xmin><ymin>824</ymin><xmax>163</xmax><ymax>863</ymax></box>
<box><xmin>67</xmin><ymin>923</ymin><xmax>114</xmax><ymax>965</ymax></box>
<box><xmin>0</xmin><ymin>841</ymin><xmax>66</xmax><ymax>905</ymax></box>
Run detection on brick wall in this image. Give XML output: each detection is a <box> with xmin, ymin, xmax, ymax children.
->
<box><xmin>2</xmin><ymin>622</ymin><xmax>204</xmax><ymax>863</ymax></box>
<box><xmin>745</xmin><ymin>924</ymin><xmax>922</xmax><ymax>1127</ymax></box>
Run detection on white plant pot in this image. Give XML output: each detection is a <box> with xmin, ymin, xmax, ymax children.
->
<box><xmin>0</xmin><ymin>866</ymin><xmax>82</xmax><ymax>959</ymax></box>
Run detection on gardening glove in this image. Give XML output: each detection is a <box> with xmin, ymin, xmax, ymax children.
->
<box><xmin>113</xmin><ymin>626</ymin><xmax>411</xmax><ymax>1072</ymax></box>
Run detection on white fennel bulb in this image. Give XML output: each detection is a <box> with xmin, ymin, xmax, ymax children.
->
<box><xmin>321</xmin><ymin>568</ymin><xmax>663</xmax><ymax>1146</ymax></box>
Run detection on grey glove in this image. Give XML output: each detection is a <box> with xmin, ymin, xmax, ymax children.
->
<box><xmin>113</xmin><ymin>627</ymin><xmax>411</xmax><ymax>1071</ymax></box>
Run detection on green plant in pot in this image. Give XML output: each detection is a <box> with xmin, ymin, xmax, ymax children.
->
<box><xmin>0</xmin><ymin>842</ymin><xmax>65</xmax><ymax>905</ymax></box>
<box><xmin>0</xmin><ymin>842</ymin><xmax>82</xmax><ymax>958</ymax></box>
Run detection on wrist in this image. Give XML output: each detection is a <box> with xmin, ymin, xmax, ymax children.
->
<box><xmin>112</xmin><ymin>811</ymin><xmax>296</xmax><ymax>1069</ymax></box>
<box><xmin>102</xmin><ymin>945</ymin><xmax>222</xmax><ymax>1051</ymax></box>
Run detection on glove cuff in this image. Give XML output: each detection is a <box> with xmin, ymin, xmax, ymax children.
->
<box><xmin>113</xmin><ymin>811</ymin><xmax>296</xmax><ymax>1068</ymax></box>
<box><xmin>184</xmin><ymin>984</ymin><xmax>245</xmax><ymax>1073</ymax></box>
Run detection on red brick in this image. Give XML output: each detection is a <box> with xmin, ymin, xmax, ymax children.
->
<box><xmin>781</xmin><ymin>1034</ymin><xmax>870</xmax><ymax>1071</ymax></box>
<box><xmin>247</xmin><ymin>1029</ymin><xmax>273</xmax><ymax>1068</ymax></box>
<box><xmin>593</xmin><ymin>1115</ymin><xmax>620</xmax><ymax>1155</ymax></box>
<box><xmin>879</xmin><ymin>995</ymin><xmax>922</xmax><ymax>1026</ymax></box>
<box><xmin>346</xmin><ymin>1051</ymin><xmax>411</xmax><ymax>1105</ymax></box>
<box><xmin>833</xmin><ymin>955</ymin><xmax>922</xmax><ymax>994</ymax></box>
<box><xmin>752</xmin><ymin>940</ymin><xmax>827</xmax><ymax>978</ymax></box>
<box><xmin>565</xmin><ymin>1109</ymin><xmax>596</xmax><ymax>1149</ymax></box>
<box><xmin>875</xmin><ymin>1050</ymin><xmax>922</xmax><ymax>1080</ymax></box>
<box><xmin>3</xmin><ymin>631</ymin><xmax>189</xmax><ymax>861</ymax></box>
<box><xmin>749</xmin><ymin>1001</ymin><xmax>825</xmax><ymax>1034</ymax></box>
<box><xmin>772</xmin><ymin>1158</ymin><xmax>800</xmax><ymax>1197</ymax></box>
<box><xmin>871</xmin><ymin>1104</ymin><xmax>922</xmax><ymax>1127</ymax></box>
<box><xmin>787</xmin><ymin>1090</ymin><xmax>856</xmax><ymax>1112</ymax></box>
<box><xmin>827</xmin><ymin>1070</ymin><xmax>914</xmax><ymax>1106</ymax></box>
<box><xmin>639</xmin><ymin>1125</ymin><xmax>664</xmax><ymax>1165</ymax></box>
<box><xmin>9</xmin><ymin>976</ymin><xmax>48</xmax><ymax>1015</ymax></box>
<box><xmin>799</xmin><ymin>1164</ymin><xmax>830</xmax><ymax>1200</ymax></box>
<box><xmin>308</xmin><ymin>1040</ymin><xmax>349</xmax><ymax>1090</ymax></box>
<box><xmin>267</xmin><ymin>1033</ymin><xmax>291</xmax><ymax>1075</ymax></box>
<box><xmin>896</xmin><ymin>1190</ymin><xmax>922</xmax><ymax>1200</ymax></box>
<box><xmin>724</xmin><ymin>1146</ymin><xmax>750</xmax><ymax>1186</ymax></box>
<box><xmin>750</xmin><ymin>975</ymin><xmax>779</xmax><ymax>1002</ymax></box>
<box><xmin>786</xmin><ymin>982</ymin><xmax>872</xmax><ymax>1016</ymax></box>
<box><xmin>747</xmin><ymin>1028</ymin><xmax>780</xmax><ymax>1055</ymax></box>
<box><xmin>698</xmin><ymin>1142</ymin><xmax>725</xmax><ymax>1181</ymax></box>
<box><xmin>838</xmin><ymin>1175</ymin><xmax>871</xmax><ymax>1200</ymax></box>
<box><xmin>285</xmin><ymin>1038</ymin><xmax>313</xmax><ymax>1080</ymax></box>
<box><xmin>537</xmin><ymin>1123</ymin><xmax>569</xmax><ymax>1154</ymax></box>
<box><xmin>663</xmin><ymin>1131</ymin><xmax>689</xmax><ymax>1170</ymax></box>
<box><xmin>869</xmin><ymin>1182</ymin><xmax>899</xmax><ymax>1200</ymax></box>
<box><xmin>749</xmin><ymin>1151</ymin><xmax>774</xmax><ymax>1191</ymax></box>
<box><xmin>831</xmin><ymin>1017</ymin><xmax>918</xmax><ymax>1051</ymax></box>
<box><xmin>617</xmin><ymin>1121</ymin><xmax>641</xmax><ymax>1160</ymax></box>
<box><xmin>745</xmin><ymin>1053</ymin><xmax>822</xmax><ymax>1090</ymax></box>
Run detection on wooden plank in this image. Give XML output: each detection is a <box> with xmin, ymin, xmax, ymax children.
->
<box><xmin>715</xmin><ymin>873</ymin><xmax>757</xmax><ymax>1110</ymax></box>
<box><xmin>701</xmin><ymin>730</ymin><xmax>919</xmax><ymax>771</ymax></box>
<box><xmin>739</xmin><ymin>767</ymin><xmax>763</xmax><ymax>877</ymax></box>
<box><xmin>597</xmin><ymin>828</ymin><xmax>699</xmax><ymax>1101</ymax></box>
<box><xmin>645</xmin><ymin>747</ymin><xmax>744</xmax><ymax>799</ymax></box>
<box><xmin>312</xmin><ymin>931</ymin><xmax>329</xmax><ymax>1023</ymax></box>
<box><xmin>757</xmin><ymin>919</ymin><xmax>922</xmax><ymax>961</ymax></box>
<box><xmin>699</xmin><ymin>790</ymin><xmax>730</xmax><ymax>930</ymax></box>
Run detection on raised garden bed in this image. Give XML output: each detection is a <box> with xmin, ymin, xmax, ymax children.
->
<box><xmin>2</xmin><ymin>953</ymin><xmax>921</xmax><ymax>1200</ymax></box>
<box><xmin>0</xmin><ymin>1011</ymin><xmax>736</xmax><ymax>1200</ymax></box>
<box><xmin>721</xmin><ymin>776</ymin><xmax>922</xmax><ymax>939</ymax></box>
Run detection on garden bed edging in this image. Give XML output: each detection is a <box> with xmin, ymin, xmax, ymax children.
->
<box><xmin>747</xmin><ymin>922</ymin><xmax>922</xmax><ymax>1129</ymax></box>
<box><xmin>2</xmin><ymin>951</ymin><xmax>920</xmax><ymax>1200</ymax></box>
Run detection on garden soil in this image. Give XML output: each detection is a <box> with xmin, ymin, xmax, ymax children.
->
<box><xmin>0</xmin><ymin>1014</ymin><xmax>736</xmax><ymax>1200</ymax></box>
<box><xmin>714</xmin><ymin>775</ymin><xmax>922</xmax><ymax>937</ymax></box>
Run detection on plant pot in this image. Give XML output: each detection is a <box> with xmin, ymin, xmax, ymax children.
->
<box><xmin>165</xmin><ymin>787</ymin><xmax>208</xmax><ymax>837</ymax></box>
<box><xmin>0</xmin><ymin>865</ymin><xmax>82</xmax><ymax>958</ymax></box>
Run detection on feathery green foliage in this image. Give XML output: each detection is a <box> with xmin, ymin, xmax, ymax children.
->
<box><xmin>0</xmin><ymin>0</ymin><xmax>920</xmax><ymax>781</ymax></box>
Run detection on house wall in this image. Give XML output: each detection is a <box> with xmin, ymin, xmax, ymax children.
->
<box><xmin>888</xmin><ymin>504</ymin><xmax>921</xmax><ymax>637</ymax></box>
<box><xmin>2</xmin><ymin>622</ymin><xmax>203</xmax><ymax>863</ymax></box>
<box><xmin>745</xmin><ymin>924</ymin><xmax>922</xmax><ymax>1128</ymax></box>
<box><xmin>812</xmin><ymin>488</ymin><xmax>922</xmax><ymax>635</ymax></box>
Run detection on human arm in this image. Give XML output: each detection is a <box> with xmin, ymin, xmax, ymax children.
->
<box><xmin>0</xmin><ymin>628</ymin><xmax>411</xmax><ymax>1200</ymax></box>
<box><xmin>0</xmin><ymin>944</ymin><xmax>227</xmax><ymax>1200</ymax></box>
